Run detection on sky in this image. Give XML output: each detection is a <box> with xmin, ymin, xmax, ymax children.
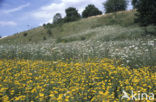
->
<box><xmin>0</xmin><ymin>0</ymin><xmax>132</xmax><ymax>37</ymax></box>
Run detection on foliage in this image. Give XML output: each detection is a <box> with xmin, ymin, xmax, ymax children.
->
<box><xmin>135</xmin><ymin>0</ymin><xmax>156</xmax><ymax>26</ymax></box>
<box><xmin>104</xmin><ymin>0</ymin><xmax>128</xmax><ymax>13</ymax></box>
<box><xmin>43</xmin><ymin>36</ymin><xmax>47</xmax><ymax>40</ymax></box>
<box><xmin>43</xmin><ymin>23</ymin><xmax>54</xmax><ymax>29</ymax></box>
<box><xmin>53</xmin><ymin>13</ymin><xmax>63</xmax><ymax>24</ymax></box>
<box><xmin>82</xmin><ymin>4</ymin><xmax>102</xmax><ymax>18</ymax></box>
<box><xmin>132</xmin><ymin>0</ymin><xmax>139</xmax><ymax>8</ymax></box>
<box><xmin>64</xmin><ymin>7</ymin><xmax>81</xmax><ymax>22</ymax></box>
<box><xmin>47</xmin><ymin>29</ymin><xmax>52</xmax><ymax>36</ymax></box>
<box><xmin>23</xmin><ymin>33</ymin><xmax>28</xmax><ymax>37</ymax></box>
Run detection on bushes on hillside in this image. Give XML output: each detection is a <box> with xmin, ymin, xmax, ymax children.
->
<box><xmin>53</xmin><ymin>13</ymin><xmax>63</xmax><ymax>24</ymax></box>
<box><xmin>43</xmin><ymin>23</ymin><xmax>54</xmax><ymax>29</ymax></box>
<box><xmin>47</xmin><ymin>29</ymin><xmax>53</xmax><ymax>36</ymax></box>
<box><xmin>135</xmin><ymin>0</ymin><xmax>156</xmax><ymax>26</ymax></box>
<box><xmin>103</xmin><ymin>0</ymin><xmax>128</xmax><ymax>13</ymax></box>
<box><xmin>43</xmin><ymin>36</ymin><xmax>47</xmax><ymax>40</ymax></box>
<box><xmin>132</xmin><ymin>0</ymin><xmax>139</xmax><ymax>8</ymax></box>
<box><xmin>64</xmin><ymin>7</ymin><xmax>81</xmax><ymax>22</ymax></box>
<box><xmin>23</xmin><ymin>33</ymin><xmax>28</xmax><ymax>37</ymax></box>
<box><xmin>82</xmin><ymin>4</ymin><xmax>102</xmax><ymax>18</ymax></box>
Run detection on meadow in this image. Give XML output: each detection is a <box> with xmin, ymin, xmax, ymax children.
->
<box><xmin>0</xmin><ymin>10</ymin><xmax>156</xmax><ymax>101</ymax></box>
<box><xmin>0</xmin><ymin>25</ymin><xmax>156</xmax><ymax>68</ymax></box>
<box><xmin>0</xmin><ymin>59</ymin><xmax>155</xmax><ymax>101</ymax></box>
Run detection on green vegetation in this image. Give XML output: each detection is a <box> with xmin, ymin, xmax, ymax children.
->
<box><xmin>23</xmin><ymin>32</ymin><xmax>28</xmax><ymax>37</ymax></box>
<box><xmin>104</xmin><ymin>0</ymin><xmax>128</xmax><ymax>13</ymax></box>
<box><xmin>82</xmin><ymin>4</ymin><xmax>102</xmax><ymax>18</ymax></box>
<box><xmin>53</xmin><ymin>13</ymin><xmax>63</xmax><ymax>24</ymax></box>
<box><xmin>134</xmin><ymin>0</ymin><xmax>156</xmax><ymax>26</ymax></box>
<box><xmin>132</xmin><ymin>0</ymin><xmax>139</xmax><ymax>8</ymax></box>
<box><xmin>0</xmin><ymin>10</ymin><xmax>156</xmax><ymax>68</ymax></box>
<box><xmin>64</xmin><ymin>7</ymin><xmax>81</xmax><ymax>23</ymax></box>
<box><xmin>0</xmin><ymin>1</ymin><xmax>156</xmax><ymax>102</ymax></box>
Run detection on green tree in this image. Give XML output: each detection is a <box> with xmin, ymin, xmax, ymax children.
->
<box><xmin>132</xmin><ymin>0</ymin><xmax>139</xmax><ymax>8</ymax></box>
<box><xmin>82</xmin><ymin>4</ymin><xmax>102</xmax><ymax>18</ymax></box>
<box><xmin>103</xmin><ymin>0</ymin><xmax>128</xmax><ymax>13</ymax></box>
<box><xmin>135</xmin><ymin>0</ymin><xmax>156</xmax><ymax>26</ymax></box>
<box><xmin>53</xmin><ymin>13</ymin><xmax>62</xmax><ymax>24</ymax></box>
<box><xmin>64</xmin><ymin>7</ymin><xmax>81</xmax><ymax>22</ymax></box>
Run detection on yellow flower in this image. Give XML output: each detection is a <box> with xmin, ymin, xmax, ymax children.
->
<box><xmin>2</xmin><ymin>95</ymin><xmax>9</xmax><ymax>101</ymax></box>
<box><xmin>49</xmin><ymin>94</ymin><xmax>54</xmax><ymax>97</ymax></box>
<box><xmin>0</xmin><ymin>59</ymin><xmax>155</xmax><ymax>101</ymax></box>
<box><xmin>10</xmin><ymin>89</ymin><xmax>15</xmax><ymax>95</ymax></box>
<box><xmin>99</xmin><ymin>91</ymin><xmax>104</xmax><ymax>95</ymax></box>
<box><xmin>39</xmin><ymin>93</ymin><xmax>44</xmax><ymax>97</ymax></box>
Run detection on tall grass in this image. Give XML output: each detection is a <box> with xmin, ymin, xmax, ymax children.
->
<box><xmin>0</xmin><ymin>10</ymin><xmax>155</xmax><ymax>68</ymax></box>
<box><xmin>0</xmin><ymin>26</ymin><xmax>155</xmax><ymax>68</ymax></box>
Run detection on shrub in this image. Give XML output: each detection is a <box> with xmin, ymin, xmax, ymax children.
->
<box><xmin>82</xmin><ymin>4</ymin><xmax>102</xmax><ymax>18</ymax></box>
<box><xmin>64</xmin><ymin>7</ymin><xmax>81</xmax><ymax>22</ymax></box>
<box><xmin>23</xmin><ymin>33</ymin><xmax>28</xmax><ymax>37</ymax></box>
<box><xmin>47</xmin><ymin>29</ymin><xmax>52</xmax><ymax>36</ymax></box>
<box><xmin>43</xmin><ymin>36</ymin><xmax>47</xmax><ymax>40</ymax></box>
<box><xmin>135</xmin><ymin>0</ymin><xmax>156</xmax><ymax>26</ymax></box>
<box><xmin>132</xmin><ymin>0</ymin><xmax>139</xmax><ymax>8</ymax></box>
<box><xmin>53</xmin><ymin>13</ymin><xmax>63</xmax><ymax>24</ymax></box>
<box><xmin>43</xmin><ymin>23</ymin><xmax>54</xmax><ymax>29</ymax></box>
<box><xmin>29</xmin><ymin>38</ymin><xmax>31</xmax><ymax>41</ymax></box>
<box><xmin>103</xmin><ymin>0</ymin><xmax>128</xmax><ymax>13</ymax></box>
<box><xmin>43</xmin><ymin>24</ymin><xmax>46</xmax><ymax>27</ymax></box>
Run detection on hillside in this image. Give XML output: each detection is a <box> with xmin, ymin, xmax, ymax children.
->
<box><xmin>0</xmin><ymin>9</ymin><xmax>156</xmax><ymax>67</ymax></box>
<box><xmin>0</xmin><ymin>10</ymin><xmax>139</xmax><ymax>44</ymax></box>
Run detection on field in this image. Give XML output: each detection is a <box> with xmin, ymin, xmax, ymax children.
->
<box><xmin>0</xmin><ymin>59</ymin><xmax>155</xmax><ymax>101</ymax></box>
<box><xmin>0</xmin><ymin>10</ymin><xmax>156</xmax><ymax>101</ymax></box>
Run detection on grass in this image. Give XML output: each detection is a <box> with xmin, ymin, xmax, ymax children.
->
<box><xmin>0</xmin><ymin>22</ymin><xmax>156</xmax><ymax>68</ymax></box>
<box><xmin>0</xmin><ymin>34</ymin><xmax>155</xmax><ymax>68</ymax></box>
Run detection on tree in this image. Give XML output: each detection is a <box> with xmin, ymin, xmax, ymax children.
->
<box><xmin>132</xmin><ymin>0</ymin><xmax>139</xmax><ymax>8</ymax></box>
<box><xmin>53</xmin><ymin>13</ymin><xmax>62</xmax><ymax>24</ymax></box>
<box><xmin>104</xmin><ymin>0</ymin><xmax>128</xmax><ymax>13</ymax></box>
<box><xmin>135</xmin><ymin>0</ymin><xmax>156</xmax><ymax>26</ymax></box>
<box><xmin>64</xmin><ymin>7</ymin><xmax>81</xmax><ymax>22</ymax></box>
<box><xmin>82</xmin><ymin>4</ymin><xmax>102</xmax><ymax>18</ymax></box>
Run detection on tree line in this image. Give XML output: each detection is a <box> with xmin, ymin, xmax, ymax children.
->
<box><xmin>51</xmin><ymin>0</ymin><xmax>156</xmax><ymax>27</ymax></box>
<box><xmin>1</xmin><ymin>0</ymin><xmax>155</xmax><ymax>38</ymax></box>
<box><xmin>52</xmin><ymin>5</ymin><xmax>103</xmax><ymax>25</ymax></box>
<box><xmin>52</xmin><ymin>0</ymin><xmax>128</xmax><ymax>25</ymax></box>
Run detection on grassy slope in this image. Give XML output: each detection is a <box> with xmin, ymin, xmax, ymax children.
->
<box><xmin>0</xmin><ymin>10</ymin><xmax>155</xmax><ymax>67</ymax></box>
<box><xmin>0</xmin><ymin>10</ymin><xmax>138</xmax><ymax>44</ymax></box>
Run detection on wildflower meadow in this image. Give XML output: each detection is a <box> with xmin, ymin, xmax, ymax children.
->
<box><xmin>0</xmin><ymin>59</ymin><xmax>155</xmax><ymax>101</ymax></box>
<box><xmin>0</xmin><ymin>8</ymin><xmax>156</xmax><ymax>102</ymax></box>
